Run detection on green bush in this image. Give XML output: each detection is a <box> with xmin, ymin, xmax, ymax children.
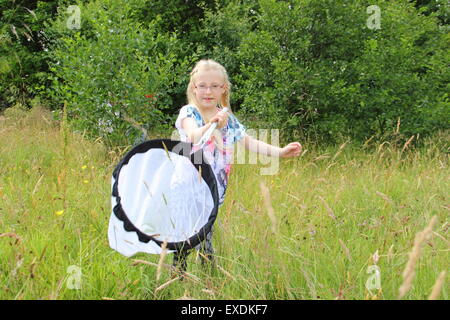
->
<box><xmin>47</xmin><ymin>0</ymin><xmax>192</xmax><ymax>146</ymax></box>
<box><xmin>0</xmin><ymin>0</ymin><xmax>65</xmax><ymax>111</ymax></box>
<box><xmin>3</xmin><ymin>0</ymin><xmax>447</xmax><ymax>146</ymax></box>
<box><xmin>415</xmin><ymin>0</ymin><xmax>450</xmax><ymax>25</ymax></box>
<box><xmin>234</xmin><ymin>0</ymin><xmax>449</xmax><ymax>144</ymax></box>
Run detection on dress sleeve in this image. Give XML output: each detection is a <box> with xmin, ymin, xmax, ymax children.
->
<box><xmin>175</xmin><ymin>105</ymin><xmax>202</xmax><ymax>141</ymax></box>
<box><xmin>175</xmin><ymin>105</ymin><xmax>197</xmax><ymax>130</ymax></box>
<box><xmin>227</xmin><ymin>113</ymin><xmax>247</xmax><ymax>144</ymax></box>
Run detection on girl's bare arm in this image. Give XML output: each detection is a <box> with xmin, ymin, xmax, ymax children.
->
<box><xmin>241</xmin><ymin>135</ymin><xmax>302</xmax><ymax>158</ymax></box>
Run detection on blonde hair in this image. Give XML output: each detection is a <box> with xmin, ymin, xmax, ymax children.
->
<box><xmin>186</xmin><ymin>59</ymin><xmax>232</xmax><ymax>120</ymax></box>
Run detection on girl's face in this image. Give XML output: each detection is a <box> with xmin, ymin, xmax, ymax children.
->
<box><xmin>193</xmin><ymin>69</ymin><xmax>226</xmax><ymax>110</ymax></box>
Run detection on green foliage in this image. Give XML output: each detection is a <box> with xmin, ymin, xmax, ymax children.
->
<box><xmin>133</xmin><ymin>0</ymin><xmax>223</xmax><ymax>36</ymax></box>
<box><xmin>0</xmin><ymin>0</ymin><xmax>60</xmax><ymax>111</ymax></box>
<box><xmin>1</xmin><ymin>0</ymin><xmax>448</xmax><ymax>146</ymax></box>
<box><xmin>47</xmin><ymin>0</ymin><xmax>191</xmax><ymax>146</ymax></box>
<box><xmin>234</xmin><ymin>0</ymin><xmax>449</xmax><ymax>144</ymax></box>
<box><xmin>344</xmin><ymin>1</ymin><xmax>450</xmax><ymax>141</ymax></box>
<box><xmin>414</xmin><ymin>0</ymin><xmax>450</xmax><ymax>25</ymax></box>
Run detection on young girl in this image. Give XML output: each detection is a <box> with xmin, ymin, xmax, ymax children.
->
<box><xmin>173</xmin><ymin>59</ymin><xmax>302</xmax><ymax>271</ymax></box>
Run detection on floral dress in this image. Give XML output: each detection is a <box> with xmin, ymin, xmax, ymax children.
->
<box><xmin>175</xmin><ymin>104</ymin><xmax>247</xmax><ymax>205</ymax></box>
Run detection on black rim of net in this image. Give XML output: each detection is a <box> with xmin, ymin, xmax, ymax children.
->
<box><xmin>111</xmin><ymin>139</ymin><xmax>219</xmax><ymax>251</ymax></box>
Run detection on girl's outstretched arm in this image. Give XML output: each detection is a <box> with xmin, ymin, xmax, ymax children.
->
<box><xmin>242</xmin><ymin>136</ymin><xmax>302</xmax><ymax>158</ymax></box>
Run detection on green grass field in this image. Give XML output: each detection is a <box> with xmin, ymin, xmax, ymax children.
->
<box><xmin>0</xmin><ymin>107</ymin><xmax>448</xmax><ymax>300</ymax></box>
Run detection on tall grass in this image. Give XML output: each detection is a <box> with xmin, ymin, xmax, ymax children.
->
<box><xmin>0</xmin><ymin>107</ymin><xmax>448</xmax><ymax>300</ymax></box>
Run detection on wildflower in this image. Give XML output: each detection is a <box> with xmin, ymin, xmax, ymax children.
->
<box><xmin>83</xmin><ymin>180</ymin><xmax>89</xmax><ymax>184</ymax></box>
<box><xmin>55</xmin><ymin>210</ymin><xmax>64</xmax><ymax>216</ymax></box>
<box><xmin>81</xmin><ymin>165</ymin><xmax>87</xmax><ymax>170</ymax></box>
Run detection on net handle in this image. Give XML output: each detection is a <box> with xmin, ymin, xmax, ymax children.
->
<box><xmin>194</xmin><ymin>107</ymin><xmax>228</xmax><ymax>149</ymax></box>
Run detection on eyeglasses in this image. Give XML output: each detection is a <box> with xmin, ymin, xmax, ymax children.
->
<box><xmin>194</xmin><ymin>84</ymin><xmax>224</xmax><ymax>92</ymax></box>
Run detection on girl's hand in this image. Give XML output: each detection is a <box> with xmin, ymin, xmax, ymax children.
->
<box><xmin>209</xmin><ymin>110</ymin><xmax>229</xmax><ymax>129</ymax></box>
<box><xmin>280</xmin><ymin>142</ymin><xmax>302</xmax><ymax>158</ymax></box>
